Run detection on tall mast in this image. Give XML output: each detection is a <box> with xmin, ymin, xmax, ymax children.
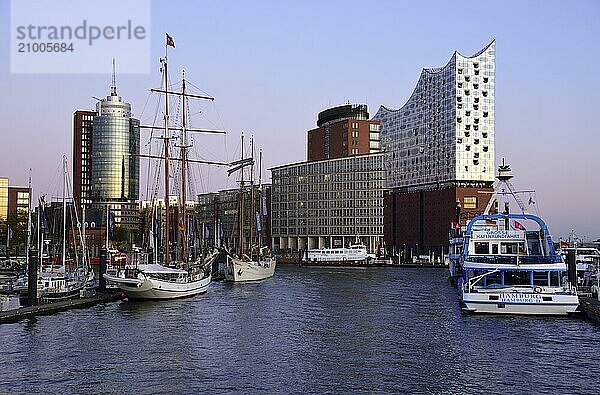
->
<box><xmin>249</xmin><ymin>135</ymin><xmax>255</xmax><ymax>260</ymax></box>
<box><xmin>258</xmin><ymin>149</ymin><xmax>263</xmax><ymax>251</ymax></box>
<box><xmin>26</xmin><ymin>169</ymin><xmax>32</xmax><ymax>268</ymax></box>
<box><xmin>238</xmin><ymin>133</ymin><xmax>245</xmax><ymax>257</ymax></box>
<box><xmin>62</xmin><ymin>155</ymin><xmax>67</xmax><ymax>272</ymax></box>
<box><xmin>181</xmin><ymin>70</ymin><xmax>188</xmax><ymax>263</ymax></box>
<box><xmin>162</xmin><ymin>56</ymin><xmax>171</xmax><ymax>266</ymax></box>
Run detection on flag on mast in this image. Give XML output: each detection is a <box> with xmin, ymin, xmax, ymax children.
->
<box><xmin>514</xmin><ymin>220</ymin><xmax>526</xmax><ymax>231</ymax></box>
<box><xmin>166</xmin><ymin>33</ymin><xmax>175</xmax><ymax>48</ymax></box>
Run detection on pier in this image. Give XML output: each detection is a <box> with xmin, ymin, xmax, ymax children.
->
<box><xmin>0</xmin><ymin>291</ymin><xmax>124</xmax><ymax>324</ymax></box>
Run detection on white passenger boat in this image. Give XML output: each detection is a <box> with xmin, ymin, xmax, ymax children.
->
<box><xmin>303</xmin><ymin>244</ymin><xmax>370</xmax><ymax>265</ymax></box>
<box><xmin>458</xmin><ymin>161</ymin><xmax>579</xmax><ymax>315</ymax></box>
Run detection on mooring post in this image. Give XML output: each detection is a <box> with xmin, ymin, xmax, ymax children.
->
<box><xmin>27</xmin><ymin>250</ymin><xmax>38</xmax><ymax>306</ymax></box>
<box><xmin>99</xmin><ymin>248</ymin><xmax>107</xmax><ymax>293</ymax></box>
<box><xmin>566</xmin><ymin>250</ymin><xmax>577</xmax><ymax>288</ymax></box>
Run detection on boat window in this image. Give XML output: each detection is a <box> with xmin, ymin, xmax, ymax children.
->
<box><xmin>550</xmin><ymin>271</ymin><xmax>559</xmax><ymax>287</ymax></box>
<box><xmin>491</xmin><ymin>244</ymin><xmax>498</xmax><ymax>254</ymax></box>
<box><xmin>474</xmin><ymin>242</ymin><xmax>489</xmax><ymax>254</ymax></box>
<box><xmin>501</xmin><ymin>242</ymin><xmax>519</xmax><ymax>255</ymax></box>
<box><xmin>533</xmin><ymin>271</ymin><xmax>548</xmax><ymax>286</ymax></box>
<box><xmin>527</xmin><ymin>240</ymin><xmax>542</xmax><ymax>255</ymax></box>
<box><xmin>484</xmin><ymin>272</ymin><xmax>502</xmax><ymax>286</ymax></box>
<box><xmin>504</xmin><ymin>271</ymin><xmax>531</xmax><ymax>286</ymax></box>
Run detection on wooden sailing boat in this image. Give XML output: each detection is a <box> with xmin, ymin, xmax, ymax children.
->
<box><xmin>225</xmin><ymin>134</ymin><xmax>276</xmax><ymax>282</ymax></box>
<box><xmin>104</xmin><ymin>36</ymin><xmax>223</xmax><ymax>299</ymax></box>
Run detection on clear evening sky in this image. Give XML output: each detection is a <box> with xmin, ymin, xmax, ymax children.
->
<box><xmin>0</xmin><ymin>0</ymin><xmax>598</xmax><ymax>240</ymax></box>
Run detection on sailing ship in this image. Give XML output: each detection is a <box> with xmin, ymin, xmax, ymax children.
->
<box><xmin>224</xmin><ymin>135</ymin><xmax>276</xmax><ymax>282</ymax></box>
<box><xmin>457</xmin><ymin>160</ymin><xmax>579</xmax><ymax>315</ymax></box>
<box><xmin>104</xmin><ymin>36</ymin><xmax>222</xmax><ymax>299</ymax></box>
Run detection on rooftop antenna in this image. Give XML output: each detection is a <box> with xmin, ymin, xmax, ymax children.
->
<box><xmin>111</xmin><ymin>58</ymin><xmax>117</xmax><ymax>96</ymax></box>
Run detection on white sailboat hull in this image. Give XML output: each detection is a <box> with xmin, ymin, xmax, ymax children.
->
<box><xmin>103</xmin><ymin>273</ymin><xmax>211</xmax><ymax>300</ymax></box>
<box><xmin>460</xmin><ymin>290</ymin><xmax>579</xmax><ymax>315</ymax></box>
<box><xmin>225</xmin><ymin>256</ymin><xmax>276</xmax><ymax>282</ymax></box>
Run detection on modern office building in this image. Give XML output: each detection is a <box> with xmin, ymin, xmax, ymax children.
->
<box><xmin>0</xmin><ymin>177</ymin><xmax>8</xmax><ymax>222</ymax></box>
<box><xmin>374</xmin><ymin>40</ymin><xmax>496</xmax><ymax>257</ymax></box>
<box><xmin>271</xmin><ymin>153</ymin><xmax>385</xmax><ymax>253</ymax></box>
<box><xmin>91</xmin><ymin>83</ymin><xmax>140</xmax><ymax>204</ymax></box>
<box><xmin>307</xmin><ymin>104</ymin><xmax>381</xmax><ymax>161</ymax></box>
<box><xmin>73</xmin><ymin>110</ymin><xmax>96</xmax><ymax>209</ymax></box>
<box><xmin>0</xmin><ymin>177</ymin><xmax>31</xmax><ymax>221</ymax></box>
<box><xmin>8</xmin><ymin>186</ymin><xmax>30</xmax><ymax>215</ymax></box>
<box><xmin>72</xmin><ymin>66</ymin><xmax>141</xmax><ymax>233</ymax></box>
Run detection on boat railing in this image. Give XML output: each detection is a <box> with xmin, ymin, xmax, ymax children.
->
<box><xmin>465</xmin><ymin>255</ymin><xmax>562</xmax><ymax>265</ymax></box>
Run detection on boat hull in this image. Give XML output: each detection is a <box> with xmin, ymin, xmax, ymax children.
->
<box><xmin>225</xmin><ymin>257</ymin><xmax>276</xmax><ymax>282</ymax></box>
<box><xmin>460</xmin><ymin>291</ymin><xmax>579</xmax><ymax>315</ymax></box>
<box><xmin>104</xmin><ymin>273</ymin><xmax>211</xmax><ymax>300</ymax></box>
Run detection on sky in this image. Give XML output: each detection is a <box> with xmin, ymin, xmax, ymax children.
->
<box><xmin>0</xmin><ymin>0</ymin><xmax>598</xmax><ymax>240</ymax></box>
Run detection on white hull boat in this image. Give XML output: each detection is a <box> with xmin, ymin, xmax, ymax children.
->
<box><xmin>461</xmin><ymin>287</ymin><xmax>579</xmax><ymax>315</ymax></box>
<box><xmin>104</xmin><ymin>263</ymin><xmax>212</xmax><ymax>300</ymax></box>
<box><xmin>225</xmin><ymin>256</ymin><xmax>276</xmax><ymax>282</ymax></box>
<box><xmin>457</xmin><ymin>161</ymin><xmax>579</xmax><ymax>316</ymax></box>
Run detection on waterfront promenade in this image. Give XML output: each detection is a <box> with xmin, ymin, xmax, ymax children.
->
<box><xmin>1</xmin><ymin>266</ymin><xmax>598</xmax><ymax>394</ymax></box>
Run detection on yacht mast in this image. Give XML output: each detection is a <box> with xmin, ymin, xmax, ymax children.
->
<box><xmin>258</xmin><ymin>149</ymin><xmax>263</xmax><ymax>251</ymax></box>
<box><xmin>180</xmin><ymin>70</ymin><xmax>189</xmax><ymax>263</ymax></box>
<box><xmin>249</xmin><ymin>136</ymin><xmax>255</xmax><ymax>260</ymax></box>
<box><xmin>62</xmin><ymin>155</ymin><xmax>67</xmax><ymax>272</ymax></box>
<box><xmin>238</xmin><ymin>133</ymin><xmax>245</xmax><ymax>257</ymax></box>
<box><xmin>26</xmin><ymin>169</ymin><xmax>32</xmax><ymax>268</ymax></box>
<box><xmin>162</xmin><ymin>56</ymin><xmax>171</xmax><ymax>266</ymax></box>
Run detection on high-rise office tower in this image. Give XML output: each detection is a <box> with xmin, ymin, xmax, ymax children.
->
<box><xmin>72</xmin><ymin>62</ymin><xmax>140</xmax><ymax>232</ymax></box>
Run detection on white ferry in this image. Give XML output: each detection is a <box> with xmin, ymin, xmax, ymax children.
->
<box><xmin>303</xmin><ymin>244</ymin><xmax>370</xmax><ymax>265</ymax></box>
<box><xmin>458</xmin><ymin>162</ymin><xmax>579</xmax><ymax>315</ymax></box>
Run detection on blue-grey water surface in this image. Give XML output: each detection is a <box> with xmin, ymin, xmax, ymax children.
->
<box><xmin>1</xmin><ymin>266</ymin><xmax>599</xmax><ymax>394</ymax></box>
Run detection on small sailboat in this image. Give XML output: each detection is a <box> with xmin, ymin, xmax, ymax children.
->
<box><xmin>104</xmin><ymin>36</ymin><xmax>223</xmax><ymax>299</ymax></box>
<box><xmin>18</xmin><ymin>157</ymin><xmax>95</xmax><ymax>305</ymax></box>
<box><xmin>225</xmin><ymin>134</ymin><xmax>276</xmax><ymax>282</ymax></box>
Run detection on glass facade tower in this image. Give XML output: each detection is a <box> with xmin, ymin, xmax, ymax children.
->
<box><xmin>91</xmin><ymin>89</ymin><xmax>140</xmax><ymax>202</ymax></box>
<box><xmin>374</xmin><ymin>40</ymin><xmax>495</xmax><ymax>190</ymax></box>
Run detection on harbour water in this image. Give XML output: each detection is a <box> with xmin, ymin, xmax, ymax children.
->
<box><xmin>1</xmin><ymin>266</ymin><xmax>598</xmax><ymax>394</ymax></box>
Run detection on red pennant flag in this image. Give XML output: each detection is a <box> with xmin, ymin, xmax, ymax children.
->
<box><xmin>166</xmin><ymin>33</ymin><xmax>175</xmax><ymax>48</ymax></box>
<box><xmin>514</xmin><ymin>220</ymin><xmax>526</xmax><ymax>231</ymax></box>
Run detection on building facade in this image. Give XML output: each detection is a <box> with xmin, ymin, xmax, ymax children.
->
<box><xmin>8</xmin><ymin>186</ymin><xmax>30</xmax><ymax>216</ymax></box>
<box><xmin>307</xmin><ymin>104</ymin><xmax>381</xmax><ymax>161</ymax></box>
<box><xmin>0</xmin><ymin>177</ymin><xmax>8</xmax><ymax>222</ymax></box>
<box><xmin>374</xmin><ymin>40</ymin><xmax>495</xmax><ymax>189</ymax></box>
<box><xmin>270</xmin><ymin>153</ymin><xmax>385</xmax><ymax>253</ymax></box>
<box><xmin>73</xmin><ymin>75</ymin><xmax>141</xmax><ymax>233</ymax></box>
<box><xmin>196</xmin><ymin>186</ymin><xmax>271</xmax><ymax>254</ymax></box>
<box><xmin>91</xmin><ymin>88</ymin><xmax>140</xmax><ymax>203</ymax></box>
<box><xmin>73</xmin><ymin>110</ymin><xmax>96</xmax><ymax>209</ymax></box>
<box><xmin>374</xmin><ymin>41</ymin><xmax>496</xmax><ymax>257</ymax></box>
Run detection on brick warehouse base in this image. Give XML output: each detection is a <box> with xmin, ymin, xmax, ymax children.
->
<box><xmin>384</xmin><ymin>185</ymin><xmax>493</xmax><ymax>260</ymax></box>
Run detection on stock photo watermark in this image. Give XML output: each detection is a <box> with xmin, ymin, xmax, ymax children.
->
<box><xmin>10</xmin><ymin>0</ymin><xmax>151</xmax><ymax>74</ymax></box>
